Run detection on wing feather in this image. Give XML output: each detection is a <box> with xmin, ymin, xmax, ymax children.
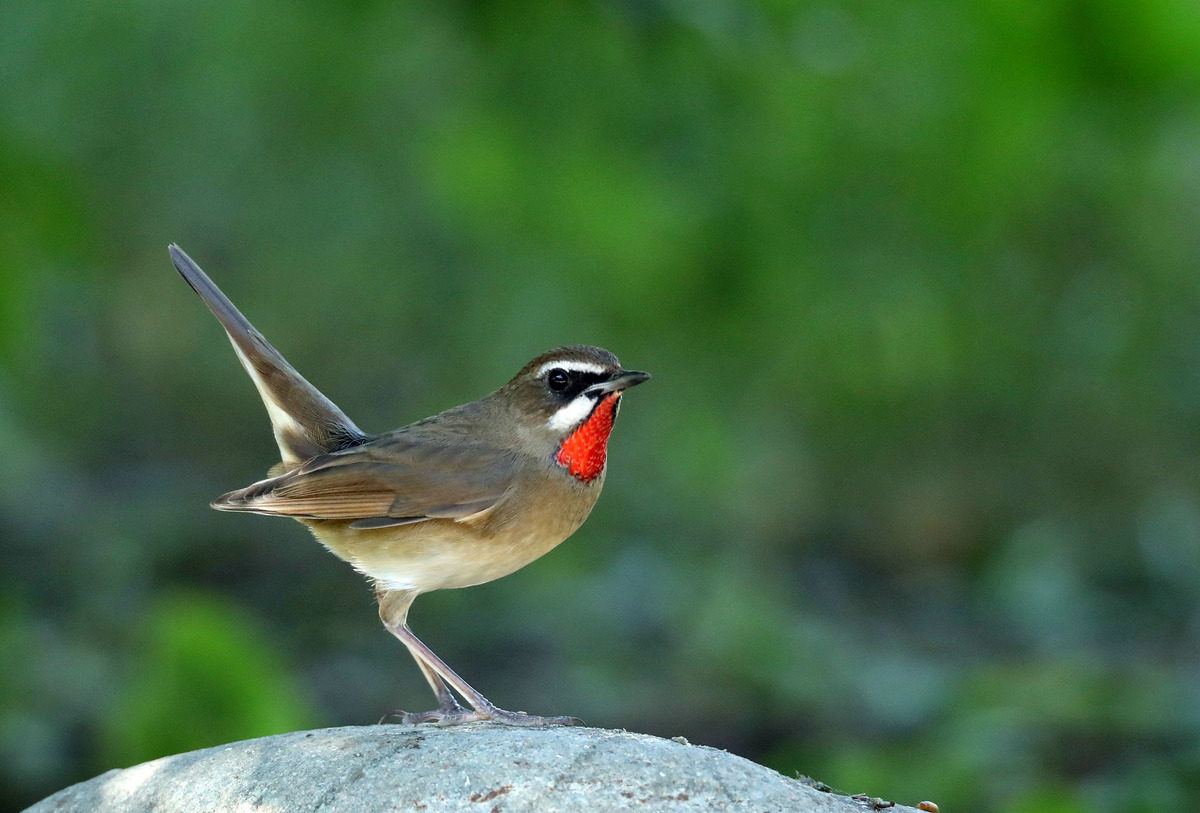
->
<box><xmin>213</xmin><ymin>434</ymin><xmax>517</xmax><ymax>525</ymax></box>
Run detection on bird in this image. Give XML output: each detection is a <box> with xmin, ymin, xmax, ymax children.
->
<box><xmin>168</xmin><ymin>245</ymin><xmax>649</xmax><ymax>726</ymax></box>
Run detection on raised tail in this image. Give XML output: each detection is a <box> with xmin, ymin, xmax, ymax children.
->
<box><xmin>169</xmin><ymin>244</ymin><xmax>367</xmax><ymax>466</ymax></box>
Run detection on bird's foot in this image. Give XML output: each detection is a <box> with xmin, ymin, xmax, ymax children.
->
<box><xmin>380</xmin><ymin>706</ymin><xmax>580</xmax><ymax>727</ymax></box>
<box><xmin>379</xmin><ymin>689</ymin><xmax>474</xmax><ymax>725</ymax></box>
<box><xmin>389</xmin><ymin>709</ymin><xmax>493</xmax><ymax>726</ymax></box>
<box><xmin>483</xmin><ymin>707</ymin><xmax>581</xmax><ymax>727</ymax></box>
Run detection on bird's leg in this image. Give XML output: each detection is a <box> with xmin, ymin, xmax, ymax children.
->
<box><xmin>378</xmin><ymin>655</ymin><xmax>466</xmax><ymax>725</ymax></box>
<box><xmin>374</xmin><ymin>586</ymin><xmax>577</xmax><ymax>727</ymax></box>
<box><xmin>375</xmin><ymin>587</ymin><xmax>467</xmax><ymax>724</ymax></box>
<box><xmin>416</xmin><ymin>657</ymin><xmax>468</xmax><ymax>714</ymax></box>
<box><xmin>385</xmin><ymin>620</ymin><xmax>579</xmax><ymax>728</ymax></box>
<box><xmin>382</xmin><ymin>622</ymin><xmax>491</xmax><ymax>726</ymax></box>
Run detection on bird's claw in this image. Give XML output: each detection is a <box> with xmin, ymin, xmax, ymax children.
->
<box><xmin>485</xmin><ymin>708</ymin><xmax>582</xmax><ymax>727</ymax></box>
<box><xmin>379</xmin><ymin>707</ymin><xmax>580</xmax><ymax>727</ymax></box>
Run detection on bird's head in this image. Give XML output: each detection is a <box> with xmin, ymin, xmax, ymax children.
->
<box><xmin>497</xmin><ymin>345</ymin><xmax>650</xmax><ymax>483</ymax></box>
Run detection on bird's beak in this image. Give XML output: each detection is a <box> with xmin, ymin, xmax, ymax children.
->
<box><xmin>586</xmin><ymin>370</ymin><xmax>651</xmax><ymax>396</ymax></box>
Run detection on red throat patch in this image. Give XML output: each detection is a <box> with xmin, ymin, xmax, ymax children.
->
<box><xmin>555</xmin><ymin>393</ymin><xmax>621</xmax><ymax>483</ymax></box>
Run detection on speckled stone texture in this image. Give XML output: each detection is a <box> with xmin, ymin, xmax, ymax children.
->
<box><xmin>25</xmin><ymin>725</ymin><xmax>915</xmax><ymax>812</ymax></box>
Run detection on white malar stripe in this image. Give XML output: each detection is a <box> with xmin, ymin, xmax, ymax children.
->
<box><xmin>547</xmin><ymin>393</ymin><xmax>597</xmax><ymax>431</ymax></box>
<box><xmin>535</xmin><ymin>359</ymin><xmax>607</xmax><ymax>378</ymax></box>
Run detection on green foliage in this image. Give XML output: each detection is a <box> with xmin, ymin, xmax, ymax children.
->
<box><xmin>98</xmin><ymin>591</ymin><xmax>315</xmax><ymax>771</ymax></box>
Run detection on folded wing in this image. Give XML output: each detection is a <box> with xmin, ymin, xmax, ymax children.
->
<box><xmin>214</xmin><ymin>435</ymin><xmax>518</xmax><ymax>529</ymax></box>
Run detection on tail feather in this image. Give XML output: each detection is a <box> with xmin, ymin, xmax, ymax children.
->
<box><xmin>169</xmin><ymin>244</ymin><xmax>366</xmax><ymax>465</ymax></box>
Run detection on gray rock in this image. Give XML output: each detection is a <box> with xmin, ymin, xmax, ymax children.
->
<box><xmin>25</xmin><ymin>725</ymin><xmax>914</xmax><ymax>812</ymax></box>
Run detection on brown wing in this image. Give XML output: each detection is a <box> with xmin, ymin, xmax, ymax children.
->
<box><xmin>213</xmin><ymin>434</ymin><xmax>518</xmax><ymax>528</ymax></box>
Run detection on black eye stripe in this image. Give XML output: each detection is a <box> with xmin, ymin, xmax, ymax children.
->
<box><xmin>544</xmin><ymin>368</ymin><xmax>608</xmax><ymax>397</ymax></box>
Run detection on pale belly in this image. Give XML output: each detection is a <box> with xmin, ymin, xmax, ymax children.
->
<box><xmin>301</xmin><ymin>503</ymin><xmax>590</xmax><ymax>594</ymax></box>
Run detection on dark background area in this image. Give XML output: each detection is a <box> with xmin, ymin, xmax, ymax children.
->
<box><xmin>4</xmin><ymin>1</ymin><xmax>1200</xmax><ymax>811</ymax></box>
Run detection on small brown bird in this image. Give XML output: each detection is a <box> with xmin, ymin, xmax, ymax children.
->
<box><xmin>169</xmin><ymin>245</ymin><xmax>649</xmax><ymax>726</ymax></box>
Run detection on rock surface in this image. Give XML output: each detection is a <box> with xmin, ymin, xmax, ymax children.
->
<box><xmin>26</xmin><ymin>725</ymin><xmax>915</xmax><ymax>812</ymax></box>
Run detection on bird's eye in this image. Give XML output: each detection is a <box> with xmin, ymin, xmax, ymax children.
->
<box><xmin>547</xmin><ymin>368</ymin><xmax>570</xmax><ymax>391</ymax></box>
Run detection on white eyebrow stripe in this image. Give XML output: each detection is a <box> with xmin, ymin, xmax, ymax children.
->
<box><xmin>535</xmin><ymin>359</ymin><xmax>607</xmax><ymax>378</ymax></box>
<box><xmin>546</xmin><ymin>393</ymin><xmax>598</xmax><ymax>431</ymax></box>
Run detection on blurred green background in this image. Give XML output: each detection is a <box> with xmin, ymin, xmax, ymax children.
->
<box><xmin>3</xmin><ymin>0</ymin><xmax>1200</xmax><ymax>810</ymax></box>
